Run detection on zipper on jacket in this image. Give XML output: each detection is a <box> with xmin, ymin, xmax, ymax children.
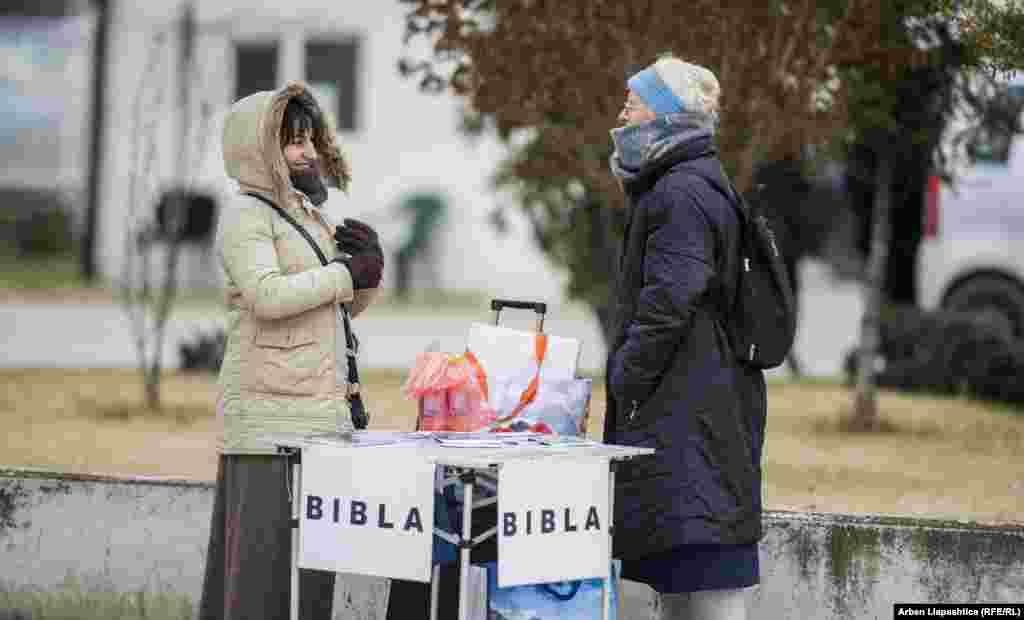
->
<box><xmin>628</xmin><ymin>400</ymin><xmax>640</xmax><ymax>422</ymax></box>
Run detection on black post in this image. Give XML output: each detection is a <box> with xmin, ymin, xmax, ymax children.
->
<box><xmin>82</xmin><ymin>0</ymin><xmax>111</xmax><ymax>281</ymax></box>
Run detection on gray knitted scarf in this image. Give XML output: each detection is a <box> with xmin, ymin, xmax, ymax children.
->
<box><xmin>609</xmin><ymin>111</ymin><xmax>717</xmax><ymax>185</ymax></box>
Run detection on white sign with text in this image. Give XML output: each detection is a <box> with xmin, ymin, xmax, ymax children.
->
<box><xmin>497</xmin><ymin>458</ymin><xmax>610</xmax><ymax>587</ymax></box>
<box><xmin>299</xmin><ymin>446</ymin><xmax>435</xmax><ymax>582</ymax></box>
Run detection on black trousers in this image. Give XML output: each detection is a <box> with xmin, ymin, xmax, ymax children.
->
<box><xmin>199</xmin><ymin>455</ymin><xmax>335</xmax><ymax>620</ymax></box>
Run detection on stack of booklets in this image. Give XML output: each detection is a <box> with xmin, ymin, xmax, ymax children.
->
<box><xmin>532</xmin><ymin>435</ymin><xmax>599</xmax><ymax>448</ymax></box>
<box><xmin>292</xmin><ymin>431</ymin><xmax>603</xmax><ymax>449</ymax></box>
<box><xmin>301</xmin><ymin>431</ymin><xmax>433</xmax><ymax>447</ymax></box>
<box><xmin>430</xmin><ymin>432</ymin><xmax>599</xmax><ymax>449</ymax></box>
<box><xmin>430</xmin><ymin>431</ymin><xmax>538</xmax><ymax>448</ymax></box>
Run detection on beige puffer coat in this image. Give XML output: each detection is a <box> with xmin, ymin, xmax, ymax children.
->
<box><xmin>216</xmin><ymin>81</ymin><xmax>378</xmax><ymax>454</ymax></box>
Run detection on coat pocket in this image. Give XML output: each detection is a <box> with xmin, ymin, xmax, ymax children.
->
<box><xmin>616</xmin><ymin>452</ymin><xmax>673</xmax><ymax>483</ymax></box>
<box><xmin>255</xmin><ymin>323</ymin><xmax>315</xmax><ymax>349</ymax></box>
<box><xmin>614</xmin><ymin>428</ymin><xmax>675</xmax><ymax>483</ymax></box>
<box><xmin>243</xmin><ymin>320</ymin><xmax>324</xmax><ymax>396</ymax></box>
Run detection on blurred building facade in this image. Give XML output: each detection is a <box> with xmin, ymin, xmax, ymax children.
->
<box><xmin>0</xmin><ymin>1</ymin><xmax>95</xmax><ymax>257</ymax></box>
<box><xmin>4</xmin><ymin>0</ymin><xmax>568</xmax><ymax>302</ymax></box>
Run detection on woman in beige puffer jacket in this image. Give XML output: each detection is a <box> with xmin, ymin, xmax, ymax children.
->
<box><xmin>200</xmin><ymin>82</ymin><xmax>379</xmax><ymax>620</ymax></box>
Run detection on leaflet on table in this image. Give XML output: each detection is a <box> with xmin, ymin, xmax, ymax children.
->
<box><xmin>434</xmin><ymin>435</ymin><xmax>530</xmax><ymax>448</ymax></box>
<box><xmin>431</xmin><ymin>431</ymin><xmax>543</xmax><ymax>442</ymax></box>
<box><xmin>430</xmin><ymin>431</ymin><xmax>601</xmax><ymax>449</ymax></box>
<box><xmin>291</xmin><ymin>431</ymin><xmax>603</xmax><ymax>449</ymax></box>
<box><xmin>534</xmin><ymin>435</ymin><xmax>601</xmax><ymax>448</ymax></box>
<box><xmin>301</xmin><ymin>431</ymin><xmax>434</xmax><ymax>447</ymax></box>
<box><xmin>431</xmin><ymin>431</ymin><xmax>541</xmax><ymax>447</ymax></box>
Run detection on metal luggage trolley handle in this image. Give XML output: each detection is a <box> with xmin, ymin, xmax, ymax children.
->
<box><xmin>491</xmin><ymin>298</ymin><xmax>547</xmax><ymax>332</ymax></box>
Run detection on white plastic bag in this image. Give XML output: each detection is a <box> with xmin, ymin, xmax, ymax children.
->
<box><xmin>467</xmin><ymin>323</ymin><xmax>581</xmax><ymax>382</ymax></box>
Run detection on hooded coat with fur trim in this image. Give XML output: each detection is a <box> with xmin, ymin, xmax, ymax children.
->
<box><xmin>217</xmin><ymin>81</ymin><xmax>377</xmax><ymax>454</ymax></box>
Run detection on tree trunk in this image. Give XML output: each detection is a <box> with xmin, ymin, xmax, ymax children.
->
<box><xmin>142</xmin><ymin>3</ymin><xmax>194</xmax><ymax>413</ymax></box>
<box><xmin>884</xmin><ymin>151</ymin><xmax>927</xmax><ymax>306</ymax></box>
<box><xmin>734</xmin><ymin>141</ymin><xmax>758</xmax><ymax>194</ymax></box>
<box><xmin>590</xmin><ymin>302</ymin><xmax>615</xmax><ymax>353</ymax></box>
<box><xmin>852</xmin><ymin>155</ymin><xmax>892</xmax><ymax>430</ymax></box>
<box><xmin>144</xmin><ymin>362</ymin><xmax>161</xmax><ymax>411</ymax></box>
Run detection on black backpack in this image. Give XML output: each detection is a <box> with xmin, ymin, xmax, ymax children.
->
<box><xmin>716</xmin><ymin>176</ymin><xmax>798</xmax><ymax>369</ymax></box>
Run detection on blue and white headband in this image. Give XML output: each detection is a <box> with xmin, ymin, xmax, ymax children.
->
<box><xmin>627</xmin><ymin>66</ymin><xmax>685</xmax><ymax>116</ymax></box>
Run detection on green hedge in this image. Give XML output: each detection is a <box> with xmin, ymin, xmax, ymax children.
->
<box><xmin>844</xmin><ymin>306</ymin><xmax>1024</xmax><ymax>408</ymax></box>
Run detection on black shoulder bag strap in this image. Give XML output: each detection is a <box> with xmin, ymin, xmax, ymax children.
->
<box><xmin>242</xmin><ymin>191</ymin><xmax>369</xmax><ymax>430</ymax></box>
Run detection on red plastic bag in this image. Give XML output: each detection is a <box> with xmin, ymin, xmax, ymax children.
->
<box><xmin>403</xmin><ymin>351</ymin><xmax>468</xmax><ymax>398</ymax></box>
<box><xmin>405</xmin><ymin>352</ymin><xmax>496</xmax><ymax>432</ymax></box>
<box><xmin>446</xmin><ymin>362</ymin><xmax>497</xmax><ymax>432</ymax></box>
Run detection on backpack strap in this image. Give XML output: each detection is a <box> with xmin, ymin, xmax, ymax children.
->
<box><xmin>668</xmin><ymin>166</ymin><xmax>744</xmax><ymax>322</ymax></box>
<box><xmin>242</xmin><ymin>191</ymin><xmax>369</xmax><ymax>430</ymax></box>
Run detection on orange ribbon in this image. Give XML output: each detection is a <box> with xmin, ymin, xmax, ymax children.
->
<box><xmin>493</xmin><ymin>333</ymin><xmax>548</xmax><ymax>425</ymax></box>
<box><xmin>463</xmin><ymin>350</ymin><xmax>489</xmax><ymax>401</ymax></box>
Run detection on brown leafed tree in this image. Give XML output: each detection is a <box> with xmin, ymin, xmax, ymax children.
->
<box><xmin>399</xmin><ymin>1</ymin><xmax>1024</xmax><ymax>424</ymax></box>
<box><xmin>399</xmin><ymin>1</ymin><xmax>920</xmax><ymax>195</ymax></box>
<box><xmin>398</xmin><ymin>0</ymin><xmax>936</xmax><ymax>341</ymax></box>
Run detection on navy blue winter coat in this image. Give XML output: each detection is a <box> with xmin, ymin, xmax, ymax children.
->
<box><xmin>604</xmin><ymin>134</ymin><xmax>767</xmax><ymax>560</ymax></box>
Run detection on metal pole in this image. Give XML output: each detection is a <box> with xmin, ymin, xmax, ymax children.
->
<box><xmin>457</xmin><ymin>474</ymin><xmax>475</xmax><ymax>620</ymax></box>
<box><xmin>602</xmin><ymin>463</ymin><xmax>616</xmax><ymax>620</ymax></box>
<box><xmin>429</xmin><ymin>563</ymin><xmax>441</xmax><ymax>620</ymax></box>
<box><xmin>291</xmin><ymin>458</ymin><xmax>302</xmax><ymax>620</ymax></box>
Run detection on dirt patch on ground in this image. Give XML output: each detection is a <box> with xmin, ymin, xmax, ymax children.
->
<box><xmin>1</xmin><ymin>368</ymin><xmax>1021</xmax><ymax>525</ymax></box>
<box><xmin>0</xmin><ymin>286</ymin><xmax>120</xmax><ymax>304</ymax></box>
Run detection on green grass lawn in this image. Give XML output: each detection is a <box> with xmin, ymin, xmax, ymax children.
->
<box><xmin>0</xmin><ymin>248</ymin><xmax>87</xmax><ymax>289</ymax></box>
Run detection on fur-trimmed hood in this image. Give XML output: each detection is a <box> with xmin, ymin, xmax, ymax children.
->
<box><xmin>222</xmin><ymin>81</ymin><xmax>351</xmax><ymax>209</ymax></box>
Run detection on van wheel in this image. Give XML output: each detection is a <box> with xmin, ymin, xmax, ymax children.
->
<box><xmin>942</xmin><ymin>275</ymin><xmax>1024</xmax><ymax>341</ymax></box>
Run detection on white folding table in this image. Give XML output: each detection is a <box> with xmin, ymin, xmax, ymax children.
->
<box><xmin>266</xmin><ymin>432</ymin><xmax>653</xmax><ymax>620</ymax></box>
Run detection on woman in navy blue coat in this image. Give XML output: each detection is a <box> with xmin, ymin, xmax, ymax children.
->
<box><xmin>604</xmin><ymin>56</ymin><xmax>767</xmax><ymax>620</ymax></box>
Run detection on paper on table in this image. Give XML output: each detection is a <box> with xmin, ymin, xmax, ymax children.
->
<box><xmin>435</xmin><ymin>438</ymin><xmax>510</xmax><ymax>448</ymax></box>
<box><xmin>430</xmin><ymin>431</ymin><xmax>603</xmax><ymax>449</ymax></box>
<box><xmin>534</xmin><ymin>435</ymin><xmax>601</xmax><ymax>447</ymax></box>
<box><xmin>431</xmin><ymin>431</ymin><xmax>545</xmax><ymax>448</ymax></box>
<box><xmin>301</xmin><ymin>431</ymin><xmax>432</xmax><ymax>447</ymax></box>
<box><xmin>430</xmin><ymin>431</ymin><xmax>544</xmax><ymax>441</ymax></box>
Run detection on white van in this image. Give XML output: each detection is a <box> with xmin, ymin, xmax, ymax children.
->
<box><xmin>917</xmin><ymin>79</ymin><xmax>1024</xmax><ymax>340</ymax></box>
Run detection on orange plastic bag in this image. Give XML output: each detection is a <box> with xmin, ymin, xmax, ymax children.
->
<box><xmin>404</xmin><ymin>352</ymin><xmax>496</xmax><ymax>432</ymax></box>
<box><xmin>446</xmin><ymin>359</ymin><xmax>497</xmax><ymax>431</ymax></box>
<box><xmin>403</xmin><ymin>351</ymin><xmax>468</xmax><ymax>398</ymax></box>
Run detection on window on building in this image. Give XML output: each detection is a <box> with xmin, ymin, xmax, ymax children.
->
<box><xmin>305</xmin><ymin>38</ymin><xmax>359</xmax><ymax>132</ymax></box>
<box><xmin>234</xmin><ymin>41</ymin><xmax>278</xmax><ymax>101</ymax></box>
<box><xmin>0</xmin><ymin>0</ymin><xmax>83</xmax><ymax>17</ymax></box>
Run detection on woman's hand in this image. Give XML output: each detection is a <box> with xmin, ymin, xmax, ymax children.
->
<box><xmin>333</xmin><ymin>219</ymin><xmax>384</xmax><ymax>290</ymax></box>
<box><xmin>334</xmin><ymin>219</ymin><xmax>382</xmax><ymax>259</ymax></box>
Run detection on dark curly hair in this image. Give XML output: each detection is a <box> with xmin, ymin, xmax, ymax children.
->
<box><xmin>280</xmin><ymin>90</ymin><xmax>323</xmax><ymax>146</ymax></box>
<box><xmin>276</xmin><ymin>88</ymin><xmax>351</xmax><ymax>192</ymax></box>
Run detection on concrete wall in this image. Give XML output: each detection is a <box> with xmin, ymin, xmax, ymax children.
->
<box><xmin>1</xmin><ymin>468</ymin><xmax>1022</xmax><ymax>619</ymax></box>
